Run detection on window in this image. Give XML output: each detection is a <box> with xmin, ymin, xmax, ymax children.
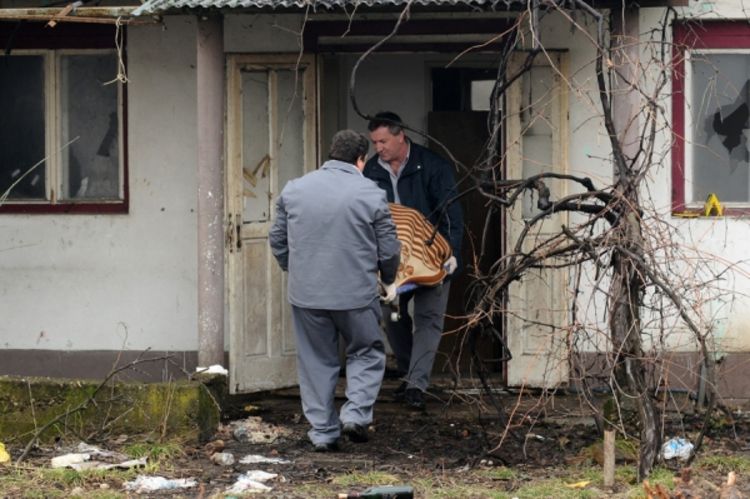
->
<box><xmin>0</xmin><ymin>23</ymin><xmax>126</xmax><ymax>213</ymax></box>
<box><xmin>673</xmin><ymin>22</ymin><xmax>750</xmax><ymax>215</ymax></box>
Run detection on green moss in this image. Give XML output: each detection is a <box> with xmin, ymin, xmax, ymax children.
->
<box><xmin>0</xmin><ymin>376</ymin><xmax>220</xmax><ymax>443</ymax></box>
<box><xmin>0</xmin><ymin>465</ymin><xmax>134</xmax><ymax>498</ymax></box>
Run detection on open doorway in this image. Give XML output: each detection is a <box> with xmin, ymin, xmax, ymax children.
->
<box><xmin>428</xmin><ymin>67</ymin><xmax>505</xmax><ymax>381</ymax></box>
<box><xmin>318</xmin><ymin>53</ymin><xmax>506</xmax><ymax>383</ymax></box>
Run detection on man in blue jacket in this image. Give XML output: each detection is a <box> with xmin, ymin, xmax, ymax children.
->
<box><xmin>364</xmin><ymin>112</ymin><xmax>464</xmax><ymax>410</ymax></box>
<box><xmin>269</xmin><ymin>130</ymin><xmax>401</xmax><ymax>451</ymax></box>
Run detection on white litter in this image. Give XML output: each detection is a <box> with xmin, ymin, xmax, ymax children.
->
<box><xmin>195</xmin><ymin>364</ymin><xmax>228</xmax><ymax>376</ymax></box>
<box><xmin>74</xmin><ymin>443</ymin><xmax>128</xmax><ymax>461</ymax></box>
<box><xmin>51</xmin><ymin>453</ymin><xmax>90</xmax><ymax>469</ymax></box>
<box><xmin>239</xmin><ymin>454</ymin><xmax>291</xmax><ymax>465</ymax></box>
<box><xmin>211</xmin><ymin>452</ymin><xmax>235</xmax><ymax>466</ymax></box>
<box><xmin>123</xmin><ymin>476</ymin><xmax>198</xmax><ymax>493</ymax></box>
<box><xmin>661</xmin><ymin>437</ymin><xmax>694</xmax><ymax>461</ymax></box>
<box><xmin>225</xmin><ymin>470</ymin><xmax>277</xmax><ymax>494</ymax></box>
<box><xmin>242</xmin><ymin>470</ymin><xmax>278</xmax><ymax>482</ymax></box>
<box><xmin>70</xmin><ymin>457</ymin><xmax>148</xmax><ymax>471</ymax></box>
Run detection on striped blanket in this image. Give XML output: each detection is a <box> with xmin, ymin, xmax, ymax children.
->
<box><xmin>389</xmin><ymin>203</ymin><xmax>452</xmax><ymax>289</ymax></box>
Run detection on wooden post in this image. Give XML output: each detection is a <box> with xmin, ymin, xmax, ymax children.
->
<box><xmin>603</xmin><ymin>430</ymin><xmax>615</xmax><ymax>487</ymax></box>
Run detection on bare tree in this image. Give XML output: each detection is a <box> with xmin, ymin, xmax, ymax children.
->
<box><xmin>350</xmin><ymin>0</ymin><xmax>730</xmax><ymax>480</ymax></box>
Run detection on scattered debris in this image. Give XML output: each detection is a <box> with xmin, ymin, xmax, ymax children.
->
<box><xmin>0</xmin><ymin>443</ymin><xmax>10</xmax><ymax>464</ymax></box>
<box><xmin>229</xmin><ymin>416</ymin><xmax>292</xmax><ymax>444</ymax></box>
<box><xmin>225</xmin><ymin>470</ymin><xmax>278</xmax><ymax>494</ymax></box>
<box><xmin>123</xmin><ymin>476</ymin><xmax>198</xmax><ymax>493</ymax></box>
<box><xmin>239</xmin><ymin>454</ymin><xmax>291</xmax><ymax>465</ymax></box>
<box><xmin>203</xmin><ymin>439</ymin><xmax>225</xmax><ymax>456</ymax></box>
<box><xmin>662</xmin><ymin>437</ymin><xmax>694</xmax><ymax>461</ymax></box>
<box><xmin>211</xmin><ymin>452</ymin><xmax>235</xmax><ymax>466</ymax></box>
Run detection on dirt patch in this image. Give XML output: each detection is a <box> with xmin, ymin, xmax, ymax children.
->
<box><xmin>3</xmin><ymin>378</ymin><xmax>750</xmax><ymax>497</ymax></box>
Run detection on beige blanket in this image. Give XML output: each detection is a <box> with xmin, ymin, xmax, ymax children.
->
<box><xmin>389</xmin><ymin>203</ymin><xmax>451</xmax><ymax>288</ymax></box>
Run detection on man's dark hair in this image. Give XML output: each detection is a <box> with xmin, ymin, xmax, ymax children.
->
<box><xmin>328</xmin><ymin>130</ymin><xmax>369</xmax><ymax>164</ymax></box>
<box><xmin>367</xmin><ymin>111</ymin><xmax>404</xmax><ymax>135</ymax></box>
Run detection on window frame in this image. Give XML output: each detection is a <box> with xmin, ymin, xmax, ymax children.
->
<box><xmin>672</xmin><ymin>22</ymin><xmax>750</xmax><ymax>216</ymax></box>
<box><xmin>0</xmin><ymin>22</ymin><xmax>128</xmax><ymax>214</ymax></box>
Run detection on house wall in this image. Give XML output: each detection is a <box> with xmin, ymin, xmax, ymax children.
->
<box><xmin>641</xmin><ymin>2</ymin><xmax>750</xmax><ymax>355</ymax></box>
<box><xmin>526</xmin><ymin>5</ymin><xmax>750</xmax><ymax>357</ymax></box>
<box><xmin>190</xmin><ymin>2</ymin><xmax>750</xmax><ymax>395</ymax></box>
<box><xmin>0</xmin><ymin>16</ymin><xmax>200</xmax><ymax>379</ymax></box>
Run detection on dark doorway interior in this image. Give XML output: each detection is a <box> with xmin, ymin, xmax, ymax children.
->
<box><xmin>428</xmin><ymin>67</ymin><xmax>505</xmax><ymax>381</ymax></box>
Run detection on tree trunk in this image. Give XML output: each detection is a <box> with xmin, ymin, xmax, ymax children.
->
<box><xmin>609</xmin><ymin>211</ymin><xmax>659</xmax><ymax>480</ymax></box>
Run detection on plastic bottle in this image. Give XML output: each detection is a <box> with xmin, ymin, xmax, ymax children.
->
<box><xmin>337</xmin><ymin>485</ymin><xmax>414</xmax><ymax>499</ymax></box>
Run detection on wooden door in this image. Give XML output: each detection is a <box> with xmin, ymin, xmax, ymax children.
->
<box><xmin>227</xmin><ymin>54</ymin><xmax>316</xmax><ymax>393</ymax></box>
<box><xmin>427</xmin><ymin>111</ymin><xmax>504</xmax><ymax>376</ymax></box>
<box><xmin>505</xmin><ymin>52</ymin><xmax>570</xmax><ymax>388</ymax></box>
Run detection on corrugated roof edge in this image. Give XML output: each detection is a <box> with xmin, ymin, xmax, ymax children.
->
<box><xmin>132</xmin><ymin>0</ymin><xmax>514</xmax><ymax>16</ymax></box>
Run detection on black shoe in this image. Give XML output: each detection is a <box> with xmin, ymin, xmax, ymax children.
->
<box><xmin>342</xmin><ymin>422</ymin><xmax>369</xmax><ymax>443</ymax></box>
<box><xmin>404</xmin><ymin>388</ymin><xmax>425</xmax><ymax>410</ymax></box>
<box><xmin>384</xmin><ymin>367</ymin><xmax>406</xmax><ymax>379</ymax></box>
<box><xmin>313</xmin><ymin>440</ymin><xmax>340</xmax><ymax>452</ymax></box>
<box><xmin>393</xmin><ymin>382</ymin><xmax>407</xmax><ymax>401</ymax></box>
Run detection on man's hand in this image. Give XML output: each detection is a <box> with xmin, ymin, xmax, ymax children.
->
<box><xmin>382</xmin><ymin>282</ymin><xmax>398</xmax><ymax>304</ymax></box>
<box><xmin>443</xmin><ymin>256</ymin><xmax>458</xmax><ymax>275</ymax></box>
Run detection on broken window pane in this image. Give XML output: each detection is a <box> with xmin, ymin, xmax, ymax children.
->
<box><xmin>470</xmin><ymin>79</ymin><xmax>495</xmax><ymax>111</ymax></box>
<box><xmin>690</xmin><ymin>52</ymin><xmax>750</xmax><ymax>203</ymax></box>
<box><xmin>0</xmin><ymin>55</ymin><xmax>46</xmax><ymax>200</ymax></box>
<box><xmin>276</xmin><ymin>68</ymin><xmax>305</xmax><ymax>196</ymax></box>
<box><xmin>241</xmin><ymin>69</ymin><xmax>271</xmax><ymax>223</ymax></box>
<box><xmin>60</xmin><ymin>53</ymin><xmax>120</xmax><ymax>200</ymax></box>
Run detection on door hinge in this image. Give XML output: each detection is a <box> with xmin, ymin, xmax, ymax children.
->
<box><xmin>236</xmin><ymin>214</ymin><xmax>242</xmax><ymax>250</ymax></box>
<box><xmin>226</xmin><ymin>213</ymin><xmax>234</xmax><ymax>253</ymax></box>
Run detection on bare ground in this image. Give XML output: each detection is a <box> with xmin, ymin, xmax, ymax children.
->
<box><xmin>3</xmin><ymin>377</ymin><xmax>750</xmax><ymax>498</ymax></box>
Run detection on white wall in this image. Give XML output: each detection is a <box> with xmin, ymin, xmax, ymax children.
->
<box><xmin>341</xmin><ymin>53</ymin><xmax>429</xmax><ymax>142</ymax></box>
<box><xmin>640</xmin><ymin>2</ymin><xmax>750</xmax><ymax>352</ymax></box>
<box><xmin>538</xmin><ymin>1</ymin><xmax>750</xmax><ymax>354</ymax></box>
<box><xmin>224</xmin><ymin>14</ymin><xmax>304</xmax><ymax>53</ymax></box>
<box><xmin>0</xmin><ymin>16</ymin><xmax>199</xmax><ymax>351</ymax></box>
<box><xmin>677</xmin><ymin>0</ymin><xmax>750</xmax><ymax>19</ymax></box>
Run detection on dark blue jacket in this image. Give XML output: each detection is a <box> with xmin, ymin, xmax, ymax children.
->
<box><xmin>363</xmin><ymin>141</ymin><xmax>463</xmax><ymax>271</ymax></box>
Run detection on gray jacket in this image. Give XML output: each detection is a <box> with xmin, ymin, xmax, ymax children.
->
<box><xmin>269</xmin><ymin>160</ymin><xmax>401</xmax><ymax>310</ymax></box>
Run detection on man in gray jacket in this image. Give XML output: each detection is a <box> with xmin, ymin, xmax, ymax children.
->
<box><xmin>269</xmin><ymin>130</ymin><xmax>401</xmax><ymax>452</ymax></box>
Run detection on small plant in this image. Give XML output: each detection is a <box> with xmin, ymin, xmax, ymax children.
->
<box><xmin>332</xmin><ymin>471</ymin><xmax>401</xmax><ymax>487</ymax></box>
<box><xmin>123</xmin><ymin>441</ymin><xmax>183</xmax><ymax>473</ymax></box>
<box><xmin>696</xmin><ymin>454</ymin><xmax>750</xmax><ymax>474</ymax></box>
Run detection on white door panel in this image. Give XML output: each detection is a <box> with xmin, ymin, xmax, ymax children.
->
<box><xmin>506</xmin><ymin>53</ymin><xmax>569</xmax><ymax>388</ymax></box>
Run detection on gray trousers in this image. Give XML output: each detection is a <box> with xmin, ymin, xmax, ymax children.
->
<box><xmin>291</xmin><ymin>300</ymin><xmax>385</xmax><ymax>446</ymax></box>
<box><xmin>386</xmin><ymin>282</ymin><xmax>451</xmax><ymax>392</ymax></box>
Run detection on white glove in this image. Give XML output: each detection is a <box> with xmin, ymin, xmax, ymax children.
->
<box><xmin>382</xmin><ymin>282</ymin><xmax>398</xmax><ymax>304</ymax></box>
<box><xmin>443</xmin><ymin>256</ymin><xmax>458</xmax><ymax>275</ymax></box>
